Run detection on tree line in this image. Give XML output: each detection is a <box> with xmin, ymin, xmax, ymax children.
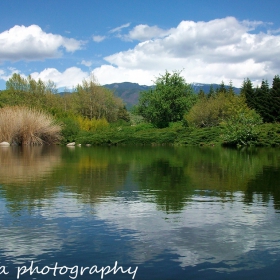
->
<box><xmin>0</xmin><ymin>71</ymin><xmax>280</xmax><ymax>146</ymax></box>
<box><xmin>0</xmin><ymin>73</ymin><xmax>129</xmax><ymax>123</ymax></box>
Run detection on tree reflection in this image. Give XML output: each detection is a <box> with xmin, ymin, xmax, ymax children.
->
<box><xmin>133</xmin><ymin>159</ymin><xmax>193</xmax><ymax>212</ymax></box>
<box><xmin>1</xmin><ymin>145</ymin><xmax>280</xmax><ymax>214</ymax></box>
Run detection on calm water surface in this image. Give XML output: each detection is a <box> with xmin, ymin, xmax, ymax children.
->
<box><xmin>0</xmin><ymin>145</ymin><xmax>280</xmax><ymax>280</ymax></box>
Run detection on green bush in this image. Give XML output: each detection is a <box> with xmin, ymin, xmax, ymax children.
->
<box><xmin>59</xmin><ymin>117</ymin><xmax>80</xmax><ymax>143</ymax></box>
<box><xmin>221</xmin><ymin>111</ymin><xmax>262</xmax><ymax>146</ymax></box>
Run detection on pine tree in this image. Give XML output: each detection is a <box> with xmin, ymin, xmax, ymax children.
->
<box><xmin>198</xmin><ymin>89</ymin><xmax>206</xmax><ymax>99</ymax></box>
<box><xmin>257</xmin><ymin>80</ymin><xmax>273</xmax><ymax>122</ymax></box>
<box><xmin>208</xmin><ymin>84</ymin><xmax>215</xmax><ymax>98</ymax></box>
<box><xmin>270</xmin><ymin>75</ymin><xmax>280</xmax><ymax>122</ymax></box>
<box><xmin>217</xmin><ymin>80</ymin><xmax>226</xmax><ymax>94</ymax></box>
<box><xmin>227</xmin><ymin>80</ymin><xmax>235</xmax><ymax>96</ymax></box>
<box><xmin>241</xmin><ymin>78</ymin><xmax>255</xmax><ymax>109</ymax></box>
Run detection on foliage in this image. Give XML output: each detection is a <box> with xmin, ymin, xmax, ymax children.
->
<box><xmin>135</xmin><ymin>70</ymin><xmax>197</xmax><ymax>128</ymax></box>
<box><xmin>75</xmin><ymin>116</ymin><xmax>109</xmax><ymax>132</ymax></box>
<box><xmin>221</xmin><ymin>110</ymin><xmax>263</xmax><ymax>146</ymax></box>
<box><xmin>242</xmin><ymin>76</ymin><xmax>280</xmax><ymax>123</ymax></box>
<box><xmin>185</xmin><ymin>92</ymin><xmax>249</xmax><ymax>128</ymax></box>
<box><xmin>270</xmin><ymin>75</ymin><xmax>280</xmax><ymax>122</ymax></box>
<box><xmin>73</xmin><ymin>75</ymin><xmax>124</xmax><ymax>122</ymax></box>
<box><xmin>59</xmin><ymin>117</ymin><xmax>80</xmax><ymax>144</ymax></box>
<box><xmin>175</xmin><ymin>126</ymin><xmax>222</xmax><ymax>146</ymax></box>
<box><xmin>0</xmin><ymin>106</ymin><xmax>61</xmax><ymax>145</ymax></box>
<box><xmin>4</xmin><ymin>73</ymin><xmax>61</xmax><ymax>111</ymax></box>
<box><xmin>76</xmin><ymin>124</ymin><xmax>179</xmax><ymax>146</ymax></box>
<box><xmin>253</xmin><ymin>123</ymin><xmax>280</xmax><ymax>146</ymax></box>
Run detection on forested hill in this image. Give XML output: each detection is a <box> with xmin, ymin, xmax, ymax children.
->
<box><xmin>104</xmin><ymin>82</ymin><xmax>240</xmax><ymax>109</ymax></box>
<box><xmin>103</xmin><ymin>82</ymin><xmax>153</xmax><ymax>109</ymax></box>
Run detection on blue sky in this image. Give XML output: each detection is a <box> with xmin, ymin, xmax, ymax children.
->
<box><xmin>0</xmin><ymin>0</ymin><xmax>280</xmax><ymax>90</ymax></box>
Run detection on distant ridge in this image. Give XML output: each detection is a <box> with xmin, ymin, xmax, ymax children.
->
<box><xmin>103</xmin><ymin>82</ymin><xmax>154</xmax><ymax>109</ymax></box>
<box><xmin>104</xmin><ymin>82</ymin><xmax>240</xmax><ymax>109</ymax></box>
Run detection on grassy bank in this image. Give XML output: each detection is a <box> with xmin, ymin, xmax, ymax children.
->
<box><xmin>72</xmin><ymin>122</ymin><xmax>280</xmax><ymax>147</ymax></box>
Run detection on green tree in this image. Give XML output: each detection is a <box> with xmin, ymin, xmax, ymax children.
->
<box><xmin>185</xmin><ymin>91</ymin><xmax>259</xmax><ymax>129</ymax></box>
<box><xmin>4</xmin><ymin>73</ymin><xmax>62</xmax><ymax>113</ymax></box>
<box><xmin>256</xmin><ymin>80</ymin><xmax>273</xmax><ymax>122</ymax></box>
<box><xmin>74</xmin><ymin>75</ymin><xmax>124</xmax><ymax>122</ymax></box>
<box><xmin>227</xmin><ymin>80</ymin><xmax>235</xmax><ymax>96</ymax></box>
<box><xmin>221</xmin><ymin>109</ymin><xmax>262</xmax><ymax>146</ymax></box>
<box><xmin>208</xmin><ymin>84</ymin><xmax>216</xmax><ymax>98</ymax></box>
<box><xmin>217</xmin><ymin>80</ymin><xmax>227</xmax><ymax>94</ymax></box>
<box><xmin>135</xmin><ymin>71</ymin><xmax>197</xmax><ymax>128</ymax></box>
<box><xmin>270</xmin><ymin>75</ymin><xmax>280</xmax><ymax>122</ymax></box>
<box><xmin>241</xmin><ymin>78</ymin><xmax>255</xmax><ymax>108</ymax></box>
<box><xmin>198</xmin><ymin>89</ymin><xmax>206</xmax><ymax>99</ymax></box>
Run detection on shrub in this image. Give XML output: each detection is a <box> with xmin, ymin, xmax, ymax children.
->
<box><xmin>0</xmin><ymin>106</ymin><xmax>61</xmax><ymax>145</ymax></box>
<box><xmin>59</xmin><ymin>117</ymin><xmax>80</xmax><ymax>143</ymax></box>
<box><xmin>75</xmin><ymin>116</ymin><xmax>109</xmax><ymax>132</ymax></box>
<box><xmin>221</xmin><ymin>110</ymin><xmax>263</xmax><ymax>146</ymax></box>
<box><xmin>185</xmin><ymin>93</ymin><xmax>251</xmax><ymax>128</ymax></box>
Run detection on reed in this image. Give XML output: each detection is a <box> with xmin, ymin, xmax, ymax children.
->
<box><xmin>0</xmin><ymin>106</ymin><xmax>62</xmax><ymax>145</ymax></box>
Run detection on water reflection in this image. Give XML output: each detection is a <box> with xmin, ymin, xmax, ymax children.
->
<box><xmin>0</xmin><ymin>145</ymin><xmax>61</xmax><ymax>185</ymax></box>
<box><xmin>0</xmin><ymin>146</ymin><xmax>280</xmax><ymax>279</ymax></box>
<box><xmin>94</xmin><ymin>192</ymin><xmax>280</xmax><ymax>272</ymax></box>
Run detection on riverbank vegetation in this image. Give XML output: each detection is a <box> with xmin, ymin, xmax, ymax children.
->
<box><xmin>0</xmin><ymin>106</ymin><xmax>61</xmax><ymax>145</ymax></box>
<box><xmin>0</xmin><ymin>71</ymin><xmax>280</xmax><ymax>147</ymax></box>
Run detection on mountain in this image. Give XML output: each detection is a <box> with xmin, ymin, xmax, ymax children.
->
<box><xmin>103</xmin><ymin>82</ymin><xmax>153</xmax><ymax>109</ymax></box>
<box><xmin>104</xmin><ymin>82</ymin><xmax>241</xmax><ymax>109</ymax></box>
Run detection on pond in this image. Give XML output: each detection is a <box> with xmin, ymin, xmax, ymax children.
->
<box><xmin>0</xmin><ymin>145</ymin><xmax>280</xmax><ymax>280</ymax></box>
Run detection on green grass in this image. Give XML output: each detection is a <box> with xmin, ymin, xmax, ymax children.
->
<box><xmin>66</xmin><ymin>121</ymin><xmax>280</xmax><ymax>148</ymax></box>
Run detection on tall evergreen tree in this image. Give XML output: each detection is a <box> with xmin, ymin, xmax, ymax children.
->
<box><xmin>257</xmin><ymin>80</ymin><xmax>273</xmax><ymax>122</ymax></box>
<box><xmin>216</xmin><ymin>80</ymin><xmax>226</xmax><ymax>95</ymax></box>
<box><xmin>241</xmin><ymin>78</ymin><xmax>255</xmax><ymax>109</ymax></box>
<box><xmin>198</xmin><ymin>89</ymin><xmax>206</xmax><ymax>99</ymax></box>
<box><xmin>227</xmin><ymin>80</ymin><xmax>235</xmax><ymax>96</ymax></box>
<box><xmin>208</xmin><ymin>84</ymin><xmax>215</xmax><ymax>98</ymax></box>
<box><xmin>270</xmin><ymin>75</ymin><xmax>280</xmax><ymax>122</ymax></box>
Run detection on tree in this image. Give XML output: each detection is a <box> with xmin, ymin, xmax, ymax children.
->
<box><xmin>227</xmin><ymin>80</ymin><xmax>235</xmax><ymax>96</ymax></box>
<box><xmin>256</xmin><ymin>80</ymin><xmax>273</xmax><ymax>122</ymax></box>
<box><xmin>208</xmin><ymin>84</ymin><xmax>215</xmax><ymax>98</ymax></box>
<box><xmin>216</xmin><ymin>80</ymin><xmax>227</xmax><ymax>95</ymax></box>
<box><xmin>135</xmin><ymin>71</ymin><xmax>197</xmax><ymax>128</ymax></box>
<box><xmin>185</xmin><ymin>91</ymin><xmax>260</xmax><ymax>129</ymax></box>
<box><xmin>198</xmin><ymin>89</ymin><xmax>206</xmax><ymax>99</ymax></box>
<box><xmin>270</xmin><ymin>75</ymin><xmax>280</xmax><ymax>122</ymax></box>
<box><xmin>221</xmin><ymin>108</ymin><xmax>262</xmax><ymax>146</ymax></box>
<box><xmin>74</xmin><ymin>75</ymin><xmax>124</xmax><ymax>122</ymax></box>
<box><xmin>241</xmin><ymin>78</ymin><xmax>255</xmax><ymax>108</ymax></box>
<box><xmin>4</xmin><ymin>73</ymin><xmax>62</xmax><ymax>112</ymax></box>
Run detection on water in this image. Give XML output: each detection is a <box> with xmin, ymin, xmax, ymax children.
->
<box><xmin>0</xmin><ymin>145</ymin><xmax>280</xmax><ymax>279</ymax></box>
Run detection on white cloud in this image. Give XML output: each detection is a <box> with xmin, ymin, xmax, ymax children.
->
<box><xmin>127</xmin><ymin>24</ymin><xmax>174</xmax><ymax>41</ymax></box>
<box><xmin>30</xmin><ymin>67</ymin><xmax>89</xmax><ymax>88</ymax></box>
<box><xmin>92</xmin><ymin>65</ymin><xmax>157</xmax><ymax>85</ymax></box>
<box><xmin>0</xmin><ymin>25</ymin><xmax>85</xmax><ymax>62</ymax></box>
<box><xmin>268</xmin><ymin>27</ymin><xmax>280</xmax><ymax>35</ymax></box>
<box><xmin>93</xmin><ymin>35</ymin><xmax>106</xmax><ymax>42</ymax></box>
<box><xmin>109</xmin><ymin>22</ymin><xmax>131</xmax><ymax>33</ymax></box>
<box><xmin>93</xmin><ymin>17</ymin><xmax>280</xmax><ymax>87</ymax></box>
<box><xmin>81</xmin><ymin>60</ymin><xmax>93</xmax><ymax>67</ymax></box>
<box><xmin>0</xmin><ymin>67</ymin><xmax>22</xmax><ymax>82</ymax></box>
<box><xmin>0</xmin><ymin>67</ymin><xmax>89</xmax><ymax>89</ymax></box>
<box><xmin>93</xmin><ymin>194</ymin><xmax>280</xmax><ymax>270</ymax></box>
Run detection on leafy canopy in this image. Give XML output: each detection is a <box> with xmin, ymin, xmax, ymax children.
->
<box><xmin>134</xmin><ymin>70</ymin><xmax>197</xmax><ymax>128</ymax></box>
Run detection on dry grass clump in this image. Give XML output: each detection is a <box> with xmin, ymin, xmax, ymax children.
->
<box><xmin>0</xmin><ymin>106</ymin><xmax>61</xmax><ymax>145</ymax></box>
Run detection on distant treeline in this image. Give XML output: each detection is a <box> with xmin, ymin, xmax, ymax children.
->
<box><xmin>0</xmin><ymin>72</ymin><xmax>280</xmax><ymax>147</ymax></box>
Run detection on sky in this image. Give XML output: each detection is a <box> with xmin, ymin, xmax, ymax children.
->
<box><xmin>0</xmin><ymin>0</ymin><xmax>280</xmax><ymax>90</ymax></box>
